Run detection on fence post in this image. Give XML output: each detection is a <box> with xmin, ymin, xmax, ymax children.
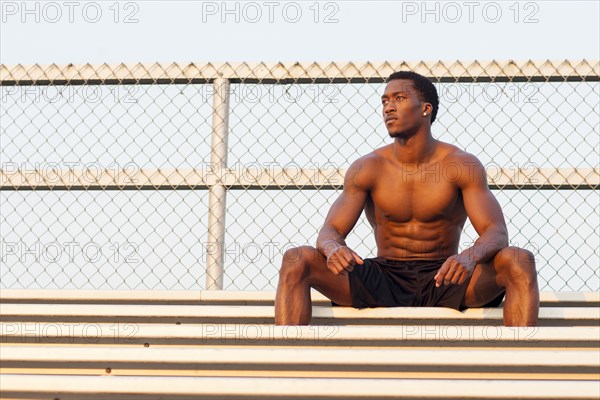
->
<box><xmin>206</xmin><ymin>78</ymin><xmax>230</xmax><ymax>290</ymax></box>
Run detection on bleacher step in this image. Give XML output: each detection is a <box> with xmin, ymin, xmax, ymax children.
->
<box><xmin>2</xmin><ymin>303</ymin><xmax>598</xmax><ymax>326</ymax></box>
<box><xmin>1</xmin><ymin>345</ymin><xmax>598</xmax><ymax>377</ymax></box>
<box><xmin>1</xmin><ymin>323</ymin><xmax>598</xmax><ymax>347</ymax></box>
<box><xmin>1</xmin><ymin>290</ymin><xmax>597</xmax><ymax>307</ymax></box>
<box><xmin>1</xmin><ymin>374</ymin><xmax>598</xmax><ymax>400</ymax></box>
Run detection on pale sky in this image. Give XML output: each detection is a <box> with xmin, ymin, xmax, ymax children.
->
<box><xmin>1</xmin><ymin>0</ymin><xmax>599</xmax><ymax>64</ymax></box>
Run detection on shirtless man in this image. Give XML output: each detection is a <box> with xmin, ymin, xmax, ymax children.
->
<box><xmin>274</xmin><ymin>71</ymin><xmax>539</xmax><ymax>327</ymax></box>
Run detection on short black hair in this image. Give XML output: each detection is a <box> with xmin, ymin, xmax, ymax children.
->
<box><xmin>387</xmin><ymin>71</ymin><xmax>439</xmax><ymax>124</ymax></box>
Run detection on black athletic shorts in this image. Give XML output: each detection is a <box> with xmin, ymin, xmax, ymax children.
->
<box><xmin>335</xmin><ymin>257</ymin><xmax>505</xmax><ymax>311</ymax></box>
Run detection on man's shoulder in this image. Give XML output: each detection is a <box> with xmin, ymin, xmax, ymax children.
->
<box><xmin>351</xmin><ymin>144</ymin><xmax>392</xmax><ymax>167</ymax></box>
<box><xmin>435</xmin><ymin>142</ymin><xmax>488</xmax><ymax>187</ymax></box>
<box><xmin>344</xmin><ymin>145</ymin><xmax>392</xmax><ymax>189</ymax></box>
<box><xmin>436</xmin><ymin>141</ymin><xmax>483</xmax><ymax>166</ymax></box>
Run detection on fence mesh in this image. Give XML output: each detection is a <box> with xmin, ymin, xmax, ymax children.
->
<box><xmin>1</xmin><ymin>61</ymin><xmax>598</xmax><ymax>291</ymax></box>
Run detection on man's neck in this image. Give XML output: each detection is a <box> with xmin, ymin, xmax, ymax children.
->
<box><xmin>392</xmin><ymin>129</ymin><xmax>436</xmax><ymax>164</ymax></box>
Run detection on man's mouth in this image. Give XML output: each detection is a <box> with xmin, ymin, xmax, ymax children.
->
<box><xmin>385</xmin><ymin>116</ymin><xmax>397</xmax><ymax>124</ymax></box>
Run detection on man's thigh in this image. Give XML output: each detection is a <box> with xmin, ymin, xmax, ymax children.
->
<box><xmin>293</xmin><ymin>246</ymin><xmax>353</xmax><ymax>306</ymax></box>
<box><xmin>462</xmin><ymin>260</ymin><xmax>505</xmax><ymax>308</ymax></box>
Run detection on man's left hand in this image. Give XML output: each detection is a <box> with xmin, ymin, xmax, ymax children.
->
<box><xmin>434</xmin><ymin>254</ymin><xmax>476</xmax><ymax>287</ymax></box>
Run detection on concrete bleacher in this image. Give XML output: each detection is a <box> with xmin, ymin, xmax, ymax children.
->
<box><xmin>1</xmin><ymin>290</ymin><xmax>599</xmax><ymax>399</ymax></box>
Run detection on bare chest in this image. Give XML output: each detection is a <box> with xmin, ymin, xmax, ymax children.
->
<box><xmin>369</xmin><ymin>166</ymin><xmax>464</xmax><ymax>223</ymax></box>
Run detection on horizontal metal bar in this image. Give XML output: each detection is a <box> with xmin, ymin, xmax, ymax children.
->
<box><xmin>1</xmin><ymin>168</ymin><xmax>597</xmax><ymax>190</ymax></box>
<box><xmin>1</xmin><ymin>60</ymin><xmax>598</xmax><ymax>85</ymax></box>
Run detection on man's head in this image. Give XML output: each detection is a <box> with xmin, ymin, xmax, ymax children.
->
<box><xmin>381</xmin><ymin>71</ymin><xmax>439</xmax><ymax>138</ymax></box>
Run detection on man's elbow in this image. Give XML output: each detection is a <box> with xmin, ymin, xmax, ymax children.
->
<box><xmin>497</xmin><ymin>228</ymin><xmax>509</xmax><ymax>249</ymax></box>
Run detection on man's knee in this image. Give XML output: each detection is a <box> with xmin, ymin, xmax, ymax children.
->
<box><xmin>495</xmin><ymin>246</ymin><xmax>537</xmax><ymax>285</ymax></box>
<box><xmin>279</xmin><ymin>246</ymin><xmax>320</xmax><ymax>284</ymax></box>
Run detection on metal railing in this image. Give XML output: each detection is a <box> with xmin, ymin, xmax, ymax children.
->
<box><xmin>1</xmin><ymin>60</ymin><xmax>598</xmax><ymax>291</ymax></box>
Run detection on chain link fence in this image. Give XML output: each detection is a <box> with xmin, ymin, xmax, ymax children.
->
<box><xmin>1</xmin><ymin>60</ymin><xmax>598</xmax><ymax>291</ymax></box>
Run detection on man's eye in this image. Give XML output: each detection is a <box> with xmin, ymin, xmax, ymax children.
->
<box><xmin>397</xmin><ymin>96</ymin><xmax>404</xmax><ymax>101</ymax></box>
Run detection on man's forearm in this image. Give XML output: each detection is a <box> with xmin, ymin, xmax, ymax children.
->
<box><xmin>460</xmin><ymin>228</ymin><xmax>508</xmax><ymax>265</ymax></box>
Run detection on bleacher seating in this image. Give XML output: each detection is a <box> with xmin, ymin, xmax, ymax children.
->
<box><xmin>1</xmin><ymin>289</ymin><xmax>598</xmax><ymax>399</ymax></box>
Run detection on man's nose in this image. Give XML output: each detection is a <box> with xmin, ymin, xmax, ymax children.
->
<box><xmin>383</xmin><ymin>101</ymin><xmax>395</xmax><ymax>114</ymax></box>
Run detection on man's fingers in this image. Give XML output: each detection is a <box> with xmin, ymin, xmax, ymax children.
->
<box><xmin>444</xmin><ymin>263</ymin><xmax>461</xmax><ymax>285</ymax></box>
<box><xmin>456</xmin><ymin>270</ymin><xmax>468</xmax><ymax>285</ymax></box>
<box><xmin>345</xmin><ymin>263</ymin><xmax>354</xmax><ymax>272</ymax></box>
<box><xmin>340</xmin><ymin>249</ymin><xmax>358</xmax><ymax>270</ymax></box>
<box><xmin>435</xmin><ymin>256</ymin><xmax>477</xmax><ymax>286</ymax></box>
<box><xmin>327</xmin><ymin>257</ymin><xmax>345</xmax><ymax>275</ymax></box>
<box><xmin>333</xmin><ymin>264</ymin><xmax>347</xmax><ymax>276</ymax></box>
<box><xmin>445</xmin><ymin>263</ymin><xmax>473</xmax><ymax>285</ymax></box>
<box><xmin>443</xmin><ymin>267</ymin><xmax>455</xmax><ymax>285</ymax></box>
<box><xmin>336</xmin><ymin>258</ymin><xmax>348</xmax><ymax>274</ymax></box>
<box><xmin>328</xmin><ymin>254</ymin><xmax>351</xmax><ymax>276</ymax></box>
<box><xmin>342</xmin><ymin>251</ymin><xmax>364</xmax><ymax>272</ymax></box>
<box><xmin>446</xmin><ymin>267</ymin><xmax>462</xmax><ymax>285</ymax></box>
<box><xmin>353</xmin><ymin>252</ymin><xmax>364</xmax><ymax>265</ymax></box>
<box><xmin>341</xmin><ymin>250</ymin><xmax>355</xmax><ymax>266</ymax></box>
<box><xmin>326</xmin><ymin>246</ymin><xmax>362</xmax><ymax>276</ymax></box>
<box><xmin>434</xmin><ymin>261</ymin><xmax>451</xmax><ymax>287</ymax></box>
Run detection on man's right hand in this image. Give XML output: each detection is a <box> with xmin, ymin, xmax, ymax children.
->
<box><xmin>325</xmin><ymin>245</ymin><xmax>364</xmax><ymax>276</ymax></box>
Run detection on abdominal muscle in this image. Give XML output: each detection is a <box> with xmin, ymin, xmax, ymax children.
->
<box><xmin>374</xmin><ymin>220</ymin><xmax>464</xmax><ymax>261</ymax></box>
<box><xmin>365</xmin><ymin>196</ymin><xmax>467</xmax><ymax>261</ymax></box>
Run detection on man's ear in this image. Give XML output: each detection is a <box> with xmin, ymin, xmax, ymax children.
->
<box><xmin>422</xmin><ymin>103</ymin><xmax>433</xmax><ymax>115</ymax></box>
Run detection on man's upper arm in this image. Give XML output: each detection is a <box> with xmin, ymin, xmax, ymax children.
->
<box><xmin>457</xmin><ymin>154</ymin><xmax>508</xmax><ymax>241</ymax></box>
<box><xmin>321</xmin><ymin>157</ymin><xmax>373</xmax><ymax>238</ymax></box>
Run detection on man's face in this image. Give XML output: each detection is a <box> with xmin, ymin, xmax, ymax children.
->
<box><xmin>381</xmin><ymin>79</ymin><xmax>426</xmax><ymax>138</ymax></box>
